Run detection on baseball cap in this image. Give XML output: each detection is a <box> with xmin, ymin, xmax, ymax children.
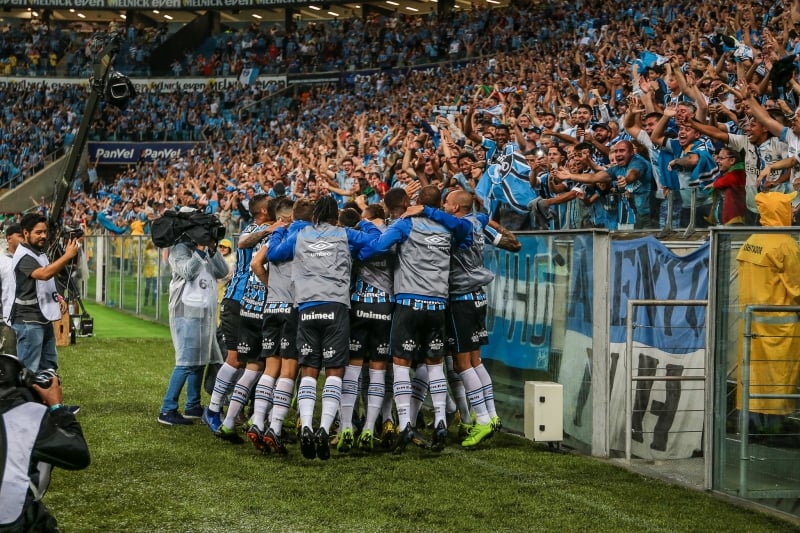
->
<box><xmin>218</xmin><ymin>238</ymin><xmax>233</xmax><ymax>249</ymax></box>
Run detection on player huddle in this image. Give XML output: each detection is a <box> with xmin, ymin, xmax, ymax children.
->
<box><xmin>187</xmin><ymin>185</ymin><xmax>520</xmax><ymax>459</ymax></box>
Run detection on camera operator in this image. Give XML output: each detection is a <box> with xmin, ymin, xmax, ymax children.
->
<box><xmin>158</xmin><ymin>210</ymin><xmax>229</xmax><ymax>426</ymax></box>
<box><xmin>0</xmin><ymin>354</ymin><xmax>90</xmax><ymax>532</ymax></box>
<box><xmin>11</xmin><ymin>213</ymin><xmax>80</xmax><ymax>373</ymax></box>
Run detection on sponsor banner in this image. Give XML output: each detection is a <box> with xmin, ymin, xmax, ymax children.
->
<box><xmin>21</xmin><ymin>0</ymin><xmax>352</xmax><ymax>7</ymax></box>
<box><xmin>88</xmin><ymin>142</ymin><xmax>198</xmax><ymax>164</ymax></box>
<box><xmin>0</xmin><ymin>76</ymin><xmax>285</xmax><ymax>93</ymax></box>
<box><xmin>483</xmin><ymin>235</ymin><xmax>555</xmax><ymax>371</ymax></box>
<box><xmin>106</xmin><ymin>0</ymin><xmax>181</xmax><ymax>6</ymax></box>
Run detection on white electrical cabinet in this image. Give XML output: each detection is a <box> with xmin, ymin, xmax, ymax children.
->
<box><xmin>524</xmin><ymin>381</ymin><xmax>564</xmax><ymax>442</ymax></box>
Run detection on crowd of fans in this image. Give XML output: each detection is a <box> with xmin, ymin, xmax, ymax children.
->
<box><xmin>2</xmin><ymin>0</ymin><xmax>798</xmax><ymax>236</ymax></box>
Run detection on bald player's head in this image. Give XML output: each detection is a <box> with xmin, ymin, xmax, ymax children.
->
<box><xmin>444</xmin><ymin>190</ymin><xmax>473</xmax><ymax>217</ymax></box>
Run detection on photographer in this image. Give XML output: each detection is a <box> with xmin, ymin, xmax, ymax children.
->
<box><xmin>0</xmin><ymin>354</ymin><xmax>90</xmax><ymax>532</ymax></box>
<box><xmin>11</xmin><ymin>213</ymin><xmax>80</xmax><ymax>373</ymax></box>
<box><xmin>158</xmin><ymin>209</ymin><xmax>229</xmax><ymax>426</ymax></box>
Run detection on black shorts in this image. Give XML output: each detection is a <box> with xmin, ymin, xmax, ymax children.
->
<box><xmin>350</xmin><ymin>301</ymin><xmax>393</xmax><ymax>362</ymax></box>
<box><xmin>446</xmin><ymin>292</ymin><xmax>489</xmax><ymax>353</ymax></box>
<box><xmin>390</xmin><ymin>301</ymin><xmax>447</xmax><ymax>363</ymax></box>
<box><xmin>262</xmin><ymin>303</ymin><xmax>298</xmax><ymax>360</ymax></box>
<box><xmin>237</xmin><ymin>311</ymin><xmax>265</xmax><ymax>363</ymax></box>
<box><xmin>296</xmin><ymin>302</ymin><xmax>350</xmax><ymax>369</ymax></box>
<box><xmin>219</xmin><ymin>298</ymin><xmax>241</xmax><ymax>351</ymax></box>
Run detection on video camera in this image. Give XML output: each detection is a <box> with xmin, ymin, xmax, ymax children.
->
<box><xmin>63</xmin><ymin>226</ymin><xmax>85</xmax><ymax>240</ymax></box>
<box><xmin>151</xmin><ymin>210</ymin><xmax>226</xmax><ymax>248</ymax></box>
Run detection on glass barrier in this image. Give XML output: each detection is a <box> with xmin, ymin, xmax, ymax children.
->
<box><xmin>711</xmin><ymin>228</ymin><xmax>800</xmax><ymax>513</ymax></box>
<box><xmin>483</xmin><ymin>231</ymin><xmax>601</xmax><ymax>453</ymax></box>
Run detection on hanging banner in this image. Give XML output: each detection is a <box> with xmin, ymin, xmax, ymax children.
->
<box><xmin>607</xmin><ymin>237</ymin><xmax>708</xmax><ymax>459</ymax></box>
<box><xmin>483</xmin><ymin>235</ymin><xmax>556</xmax><ymax>371</ymax></box>
<box><xmin>558</xmin><ymin>236</ymin><xmax>709</xmax><ymax>458</ymax></box>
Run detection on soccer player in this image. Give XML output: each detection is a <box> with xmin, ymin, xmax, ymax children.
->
<box><xmin>267</xmin><ymin>196</ymin><xmax>377</xmax><ymax>460</ymax></box>
<box><xmin>260</xmin><ymin>198</ymin><xmax>316</xmax><ymax>455</ymax></box>
<box><xmin>215</xmin><ymin>196</ymin><xmax>280</xmax><ymax>443</ymax></box>
<box><xmin>340</xmin><ymin>203</ymin><xmax>396</xmax><ymax>453</ymax></box>
<box><xmin>203</xmin><ymin>194</ymin><xmax>272</xmax><ymax>433</ymax></box>
<box><xmin>244</xmin><ymin>198</ymin><xmax>299</xmax><ymax>454</ymax></box>
<box><xmin>359</xmin><ymin>185</ymin><xmax>472</xmax><ymax>452</ymax></box>
<box><xmin>443</xmin><ymin>190</ymin><xmax>521</xmax><ymax>446</ymax></box>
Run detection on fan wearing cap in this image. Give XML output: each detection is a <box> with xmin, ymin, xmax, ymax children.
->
<box><xmin>0</xmin><ymin>353</ymin><xmax>90</xmax><ymax>531</ymax></box>
<box><xmin>0</xmin><ymin>223</ymin><xmax>23</xmax><ymax>355</ymax></box>
<box><xmin>215</xmin><ymin>238</ymin><xmax>235</xmax><ymax>307</ymax></box>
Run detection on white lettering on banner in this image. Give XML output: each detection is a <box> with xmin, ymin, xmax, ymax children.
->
<box><xmin>183</xmin><ymin>0</ymin><xmax>250</xmax><ymax>6</ymax></box>
<box><xmin>0</xmin><ymin>76</ymin><xmax>285</xmax><ymax>93</ymax></box>
<box><xmin>29</xmin><ymin>0</ymin><xmax>104</xmax><ymax>6</ymax></box>
<box><xmin>107</xmin><ymin>0</ymin><xmax>181</xmax><ymax>8</ymax></box>
<box><xmin>95</xmin><ymin>148</ymin><xmax>134</xmax><ymax>159</ymax></box>
<box><xmin>141</xmin><ymin>148</ymin><xmax>182</xmax><ymax>159</ymax></box>
<box><xmin>485</xmin><ymin>248</ymin><xmax>554</xmax><ymax>370</ymax></box>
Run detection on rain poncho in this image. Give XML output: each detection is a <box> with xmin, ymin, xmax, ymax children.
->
<box><xmin>736</xmin><ymin>192</ymin><xmax>800</xmax><ymax>414</ymax></box>
<box><xmin>168</xmin><ymin>241</ymin><xmax>229</xmax><ymax>366</ymax></box>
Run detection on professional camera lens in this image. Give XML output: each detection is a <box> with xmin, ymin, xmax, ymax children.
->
<box><xmin>34</xmin><ymin>369</ymin><xmax>59</xmax><ymax>389</ymax></box>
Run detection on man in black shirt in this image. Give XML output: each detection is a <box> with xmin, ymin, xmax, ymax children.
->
<box><xmin>11</xmin><ymin>213</ymin><xmax>80</xmax><ymax>373</ymax></box>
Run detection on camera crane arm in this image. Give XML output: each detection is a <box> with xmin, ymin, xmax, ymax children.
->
<box><xmin>48</xmin><ymin>30</ymin><xmax>122</xmax><ymax>243</ymax></box>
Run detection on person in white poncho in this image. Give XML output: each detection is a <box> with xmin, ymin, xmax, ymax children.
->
<box><xmin>158</xmin><ymin>212</ymin><xmax>229</xmax><ymax>427</ymax></box>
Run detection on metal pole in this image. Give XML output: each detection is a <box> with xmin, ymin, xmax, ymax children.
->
<box><xmin>739</xmin><ymin>306</ymin><xmax>753</xmax><ymax>498</ymax></box>
<box><xmin>625</xmin><ymin>299</ymin><xmax>634</xmax><ymax>462</ymax></box>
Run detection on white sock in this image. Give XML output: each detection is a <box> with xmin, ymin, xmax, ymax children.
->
<box><xmin>364</xmin><ymin>368</ymin><xmax>386</xmax><ymax>434</ymax></box>
<box><xmin>209</xmin><ymin>362</ymin><xmax>238</xmax><ymax>413</ymax></box>
<box><xmin>251</xmin><ymin>374</ymin><xmax>276</xmax><ymax>431</ymax></box>
<box><xmin>475</xmin><ymin>364</ymin><xmax>497</xmax><ymax>418</ymax></box>
<box><xmin>297</xmin><ymin>376</ymin><xmax>317</xmax><ymax>429</ymax></box>
<box><xmin>269</xmin><ymin>377</ymin><xmax>295</xmax><ymax>434</ymax></box>
<box><xmin>446</xmin><ymin>357</ymin><xmax>472</xmax><ymax>423</ymax></box>
<box><xmin>222</xmin><ymin>369</ymin><xmax>259</xmax><ymax>429</ymax></box>
<box><xmin>381</xmin><ymin>366</ymin><xmax>394</xmax><ymax>423</ymax></box>
<box><xmin>461</xmin><ymin>368</ymin><xmax>491</xmax><ymax>425</ymax></box>
<box><xmin>320</xmin><ymin>375</ymin><xmax>343</xmax><ymax>432</ymax></box>
<box><xmin>409</xmin><ymin>364</ymin><xmax>428</xmax><ymax>424</ymax></box>
<box><xmin>393</xmin><ymin>364</ymin><xmax>412</xmax><ymax>429</ymax></box>
<box><xmin>427</xmin><ymin>363</ymin><xmax>448</xmax><ymax>427</ymax></box>
<box><xmin>338</xmin><ymin>364</ymin><xmax>361</xmax><ymax>432</ymax></box>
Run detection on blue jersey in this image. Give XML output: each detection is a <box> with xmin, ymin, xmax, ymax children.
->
<box><xmin>222</xmin><ymin>222</ymin><xmax>262</xmax><ymax>302</ymax></box>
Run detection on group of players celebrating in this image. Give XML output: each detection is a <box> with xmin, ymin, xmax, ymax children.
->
<box><xmin>199</xmin><ymin>184</ymin><xmax>520</xmax><ymax>459</ymax></box>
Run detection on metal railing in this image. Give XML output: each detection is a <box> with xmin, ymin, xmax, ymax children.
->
<box><xmin>739</xmin><ymin>304</ymin><xmax>800</xmax><ymax>499</ymax></box>
<box><xmin>624</xmin><ymin>299</ymin><xmax>709</xmax><ymax>463</ymax></box>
